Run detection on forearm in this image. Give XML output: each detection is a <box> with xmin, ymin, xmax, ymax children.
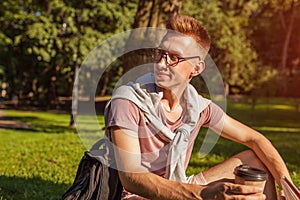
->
<box><xmin>120</xmin><ymin>172</ymin><xmax>266</xmax><ymax>200</ymax></box>
<box><xmin>250</xmin><ymin>135</ymin><xmax>291</xmax><ymax>186</ymax></box>
<box><xmin>110</xmin><ymin>127</ymin><xmax>203</xmax><ymax>199</ymax></box>
<box><xmin>119</xmin><ymin>171</ymin><xmax>203</xmax><ymax>200</ymax></box>
<box><xmin>218</xmin><ymin>115</ymin><xmax>291</xmax><ymax>187</ymax></box>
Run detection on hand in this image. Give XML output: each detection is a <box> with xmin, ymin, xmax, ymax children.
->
<box><xmin>200</xmin><ymin>182</ymin><xmax>266</xmax><ymax>200</ymax></box>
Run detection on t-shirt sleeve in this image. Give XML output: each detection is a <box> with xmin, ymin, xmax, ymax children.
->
<box><xmin>106</xmin><ymin>98</ymin><xmax>140</xmax><ymax>132</ymax></box>
<box><xmin>201</xmin><ymin>102</ymin><xmax>225</xmax><ymax>128</ymax></box>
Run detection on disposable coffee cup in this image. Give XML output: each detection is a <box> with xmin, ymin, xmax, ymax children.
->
<box><xmin>234</xmin><ymin>165</ymin><xmax>268</xmax><ymax>191</ymax></box>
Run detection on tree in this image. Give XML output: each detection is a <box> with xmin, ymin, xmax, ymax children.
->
<box><xmin>182</xmin><ymin>0</ymin><xmax>277</xmax><ymax>95</ymax></box>
<box><xmin>55</xmin><ymin>0</ymin><xmax>138</xmax><ymax>126</ymax></box>
<box><xmin>133</xmin><ymin>0</ymin><xmax>182</xmax><ymax>28</ymax></box>
<box><xmin>0</xmin><ymin>0</ymin><xmax>137</xmax><ymax>108</ymax></box>
<box><xmin>122</xmin><ymin>0</ymin><xmax>182</xmax><ymax>73</ymax></box>
<box><xmin>249</xmin><ymin>0</ymin><xmax>300</xmax><ymax>96</ymax></box>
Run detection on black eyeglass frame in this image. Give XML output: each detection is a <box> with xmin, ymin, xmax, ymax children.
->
<box><xmin>153</xmin><ymin>48</ymin><xmax>201</xmax><ymax>67</ymax></box>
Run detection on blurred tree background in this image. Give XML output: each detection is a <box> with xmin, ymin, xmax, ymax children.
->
<box><xmin>0</xmin><ymin>0</ymin><xmax>299</xmax><ymax>110</ymax></box>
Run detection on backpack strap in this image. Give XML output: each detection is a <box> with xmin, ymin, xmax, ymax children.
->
<box><xmin>88</xmin><ymin>137</ymin><xmax>117</xmax><ymax>169</ymax></box>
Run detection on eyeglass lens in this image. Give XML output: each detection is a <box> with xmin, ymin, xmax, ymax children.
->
<box><xmin>153</xmin><ymin>49</ymin><xmax>178</xmax><ymax>66</ymax></box>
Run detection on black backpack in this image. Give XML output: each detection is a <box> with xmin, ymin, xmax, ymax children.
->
<box><xmin>62</xmin><ymin>138</ymin><xmax>123</xmax><ymax>200</ymax></box>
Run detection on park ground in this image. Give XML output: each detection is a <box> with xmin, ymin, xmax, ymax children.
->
<box><xmin>0</xmin><ymin>96</ymin><xmax>300</xmax><ymax>200</ymax></box>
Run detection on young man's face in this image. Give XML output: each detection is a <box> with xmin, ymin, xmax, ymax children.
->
<box><xmin>153</xmin><ymin>33</ymin><xmax>204</xmax><ymax>90</ymax></box>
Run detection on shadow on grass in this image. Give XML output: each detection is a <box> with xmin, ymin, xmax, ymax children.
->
<box><xmin>0</xmin><ymin>115</ymin><xmax>30</xmax><ymax>130</ymax></box>
<box><xmin>0</xmin><ymin>175</ymin><xmax>70</xmax><ymax>200</ymax></box>
<box><xmin>0</xmin><ymin>115</ymin><xmax>77</xmax><ymax>134</ymax></box>
<box><xmin>3</xmin><ymin>114</ymin><xmax>103</xmax><ymax>134</ymax></box>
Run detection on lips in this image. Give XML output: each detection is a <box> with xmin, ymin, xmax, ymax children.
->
<box><xmin>155</xmin><ymin>72</ymin><xmax>170</xmax><ymax>79</ymax></box>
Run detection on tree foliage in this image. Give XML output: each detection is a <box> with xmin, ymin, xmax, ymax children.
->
<box><xmin>248</xmin><ymin>0</ymin><xmax>300</xmax><ymax>96</ymax></box>
<box><xmin>182</xmin><ymin>0</ymin><xmax>279</xmax><ymax>95</ymax></box>
<box><xmin>0</xmin><ymin>0</ymin><xmax>299</xmax><ymax>108</ymax></box>
<box><xmin>0</xmin><ymin>0</ymin><xmax>137</xmax><ymax>107</ymax></box>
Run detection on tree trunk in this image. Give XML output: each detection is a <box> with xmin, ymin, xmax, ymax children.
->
<box><xmin>280</xmin><ymin>5</ymin><xmax>295</xmax><ymax>75</ymax></box>
<box><xmin>133</xmin><ymin>0</ymin><xmax>182</xmax><ymax>28</ymax></box>
<box><xmin>123</xmin><ymin>0</ymin><xmax>182</xmax><ymax>73</ymax></box>
<box><xmin>70</xmin><ymin>7</ymin><xmax>83</xmax><ymax>128</ymax></box>
<box><xmin>99</xmin><ymin>71</ymin><xmax>109</xmax><ymax>96</ymax></box>
<box><xmin>70</xmin><ymin>34</ymin><xmax>80</xmax><ymax>128</ymax></box>
<box><xmin>279</xmin><ymin>3</ymin><xmax>296</xmax><ymax>95</ymax></box>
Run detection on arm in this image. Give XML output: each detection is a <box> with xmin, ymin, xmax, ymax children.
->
<box><xmin>107</xmin><ymin>99</ymin><xmax>203</xmax><ymax>199</ymax></box>
<box><xmin>110</xmin><ymin>126</ymin><xmax>203</xmax><ymax>200</ymax></box>
<box><xmin>111</xmin><ymin>126</ymin><xmax>265</xmax><ymax>200</ymax></box>
<box><xmin>212</xmin><ymin>114</ymin><xmax>291</xmax><ymax>187</ymax></box>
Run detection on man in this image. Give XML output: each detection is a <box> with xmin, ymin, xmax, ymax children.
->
<box><xmin>105</xmin><ymin>15</ymin><xmax>291</xmax><ymax>199</ymax></box>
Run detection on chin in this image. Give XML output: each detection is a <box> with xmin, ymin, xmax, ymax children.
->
<box><xmin>156</xmin><ymin>81</ymin><xmax>175</xmax><ymax>90</ymax></box>
<box><xmin>155</xmin><ymin>80</ymin><xmax>167</xmax><ymax>88</ymax></box>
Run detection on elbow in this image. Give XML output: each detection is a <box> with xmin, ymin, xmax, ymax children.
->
<box><xmin>118</xmin><ymin>171</ymin><xmax>158</xmax><ymax>199</ymax></box>
<box><xmin>118</xmin><ymin>171</ymin><xmax>133</xmax><ymax>192</ymax></box>
<box><xmin>118</xmin><ymin>171</ymin><xmax>141</xmax><ymax>194</ymax></box>
<box><xmin>246</xmin><ymin>133</ymin><xmax>273</xmax><ymax>149</ymax></box>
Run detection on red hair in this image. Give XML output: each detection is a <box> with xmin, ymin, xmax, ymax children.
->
<box><xmin>166</xmin><ymin>15</ymin><xmax>211</xmax><ymax>53</ymax></box>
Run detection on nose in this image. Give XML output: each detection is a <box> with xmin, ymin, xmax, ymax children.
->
<box><xmin>155</xmin><ymin>55</ymin><xmax>169</xmax><ymax>70</ymax></box>
<box><xmin>160</xmin><ymin>54</ymin><xmax>167</xmax><ymax>63</ymax></box>
<box><xmin>158</xmin><ymin>53</ymin><xmax>171</xmax><ymax>66</ymax></box>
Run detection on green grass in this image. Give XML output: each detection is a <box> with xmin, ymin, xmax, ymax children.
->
<box><xmin>0</xmin><ymin>97</ymin><xmax>300</xmax><ymax>199</ymax></box>
<box><xmin>0</xmin><ymin>111</ymin><xmax>88</xmax><ymax>200</ymax></box>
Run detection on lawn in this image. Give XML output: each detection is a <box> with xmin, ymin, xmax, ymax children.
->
<box><xmin>0</xmin><ymin>97</ymin><xmax>300</xmax><ymax>200</ymax></box>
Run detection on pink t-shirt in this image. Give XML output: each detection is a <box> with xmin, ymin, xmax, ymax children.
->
<box><xmin>106</xmin><ymin>97</ymin><xmax>224</xmax><ymax>178</ymax></box>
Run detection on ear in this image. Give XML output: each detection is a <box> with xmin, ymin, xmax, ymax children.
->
<box><xmin>190</xmin><ymin>60</ymin><xmax>205</xmax><ymax>77</ymax></box>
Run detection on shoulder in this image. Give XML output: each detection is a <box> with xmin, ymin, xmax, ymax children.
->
<box><xmin>110</xmin><ymin>98</ymin><xmax>140</xmax><ymax>116</ymax></box>
<box><xmin>105</xmin><ymin>98</ymin><xmax>141</xmax><ymax>132</ymax></box>
<box><xmin>200</xmin><ymin>101</ymin><xmax>225</xmax><ymax>127</ymax></box>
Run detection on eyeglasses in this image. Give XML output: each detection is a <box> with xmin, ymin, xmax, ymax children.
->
<box><xmin>153</xmin><ymin>48</ymin><xmax>201</xmax><ymax>67</ymax></box>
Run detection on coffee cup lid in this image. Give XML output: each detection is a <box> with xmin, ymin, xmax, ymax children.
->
<box><xmin>234</xmin><ymin>165</ymin><xmax>268</xmax><ymax>181</ymax></box>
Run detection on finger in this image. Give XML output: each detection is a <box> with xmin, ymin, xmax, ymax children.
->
<box><xmin>226</xmin><ymin>183</ymin><xmax>264</xmax><ymax>195</ymax></box>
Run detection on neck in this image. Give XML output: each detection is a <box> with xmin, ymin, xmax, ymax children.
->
<box><xmin>160</xmin><ymin>87</ymin><xmax>184</xmax><ymax>112</ymax></box>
